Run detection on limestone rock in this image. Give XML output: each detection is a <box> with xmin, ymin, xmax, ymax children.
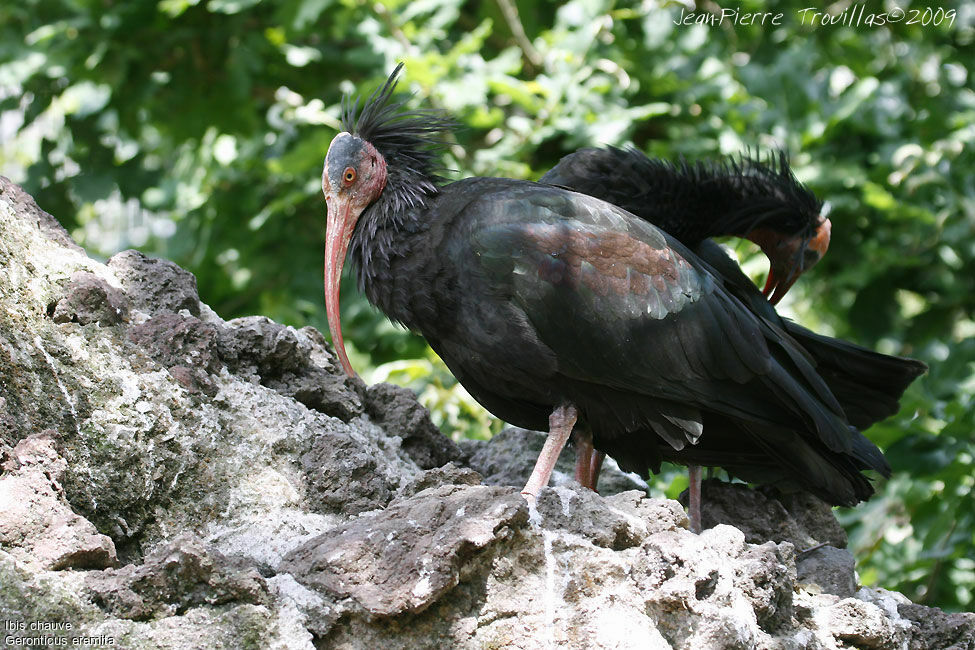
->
<box><xmin>280</xmin><ymin>484</ymin><xmax>527</xmax><ymax>617</ymax></box>
<box><xmin>694</xmin><ymin>479</ymin><xmax>848</xmax><ymax>549</ymax></box>
<box><xmin>107</xmin><ymin>249</ymin><xmax>202</xmax><ymax>318</ymax></box>
<box><xmin>395</xmin><ymin>462</ymin><xmax>483</xmax><ymax>499</ymax></box>
<box><xmin>127</xmin><ymin>310</ymin><xmax>222</xmax><ymax>396</ymax></box>
<box><xmin>0</xmin><ymin>432</ymin><xmax>117</xmax><ymax>570</ymax></box>
<box><xmin>85</xmin><ymin>535</ymin><xmax>269</xmax><ymax>621</ymax></box>
<box><xmin>365</xmin><ymin>381</ymin><xmax>464</xmax><ymax>469</ymax></box>
<box><xmin>0</xmin><ymin>176</ymin><xmax>83</xmax><ymax>253</ymax></box>
<box><xmin>535</xmin><ymin>484</ymin><xmax>686</xmax><ymax>549</ymax></box>
<box><xmin>898</xmin><ymin>601</ymin><xmax>975</xmax><ymax>650</ymax></box>
<box><xmin>798</xmin><ymin>545</ymin><xmax>857</xmax><ymax>598</ymax></box>
<box><xmin>218</xmin><ymin>315</ymin><xmax>365</xmax><ymax>422</ymax></box>
<box><xmin>816</xmin><ymin>591</ymin><xmax>909</xmax><ymax>648</ymax></box>
<box><xmin>50</xmin><ymin>271</ymin><xmax>130</xmax><ymax>327</ymax></box>
<box><xmin>300</xmin><ymin>425</ymin><xmax>398</xmax><ymax>516</ymax></box>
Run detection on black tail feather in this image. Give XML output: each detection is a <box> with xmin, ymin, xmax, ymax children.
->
<box><xmin>784</xmin><ymin>321</ymin><xmax>927</xmax><ymax>429</ymax></box>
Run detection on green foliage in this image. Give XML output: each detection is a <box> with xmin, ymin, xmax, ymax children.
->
<box><xmin>3</xmin><ymin>0</ymin><xmax>973</xmax><ymax>611</ymax></box>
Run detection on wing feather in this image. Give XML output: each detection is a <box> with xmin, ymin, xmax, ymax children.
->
<box><xmin>448</xmin><ymin>179</ymin><xmax>851</xmax><ymax>456</ymax></box>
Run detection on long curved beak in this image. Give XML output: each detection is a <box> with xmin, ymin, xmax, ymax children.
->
<box><xmin>324</xmin><ymin>194</ymin><xmax>361</xmax><ymax>378</ymax></box>
<box><xmin>761</xmin><ymin>264</ymin><xmax>800</xmax><ymax>306</ymax></box>
<box><xmin>752</xmin><ymin>217</ymin><xmax>832</xmax><ymax>306</ymax></box>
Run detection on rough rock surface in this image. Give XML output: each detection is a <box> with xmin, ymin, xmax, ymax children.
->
<box><xmin>0</xmin><ymin>432</ymin><xmax>118</xmax><ymax>571</ymax></box>
<box><xmin>1</xmin><ymin>174</ymin><xmax>972</xmax><ymax>649</ymax></box>
<box><xmin>691</xmin><ymin>479</ymin><xmax>848</xmax><ymax>550</ymax></box>
<box><xmin>85</xmin><ymin>534</ymin><xmax>269</xmax><ymax>621</ymax></box>
<box><xmin>218</xmin><ymin>315</ymin><xmax>366</xmax><ymax>422</ymax></box>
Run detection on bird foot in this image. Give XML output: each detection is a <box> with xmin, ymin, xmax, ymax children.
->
<box><xmin>519</xmin><ymin>490</ymin><xmax>538</xmax><ymax>507</ymax></box>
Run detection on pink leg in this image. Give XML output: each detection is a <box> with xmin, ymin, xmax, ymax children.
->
<box><xmin>590</xmin><ymin>451</ymin><xmax>605</xmax><ymax>490</ymax></box>
<box><xmin>688</xmin><ymin>464</ymin><xmax>702</xmax><ymax>534</ymax></box>
<box><xmin>522</xmin><ymin>403</ymin><xmax>578</xmax><ymax>504</ymax></box>
<box><xmin>574</xmin><ymin>430</ymin><xmax>596</xmax><ymax>490</ymax></box>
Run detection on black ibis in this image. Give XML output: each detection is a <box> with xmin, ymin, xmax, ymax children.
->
<box><xmin>540</xmin><ymin>147</ymin><xmax>927</xmax><ymax>526</ymax></box>
<box><xmin>322</xmin><ymin>66</ymin><xmax>898</xmax><ymax>529</ymax></box>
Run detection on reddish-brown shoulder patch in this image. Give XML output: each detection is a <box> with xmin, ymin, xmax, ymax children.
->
<box><xmin>525</xmin><ymin>224</ymin><xmax>688</xmax><ymax>297</ymax></box>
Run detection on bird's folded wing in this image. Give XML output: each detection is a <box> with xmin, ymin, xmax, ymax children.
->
<box><xmin>469</xmin><ymin>188</ymin><xmax>772</xmax><ymax>395</ymax></box>
<box><xmin>465</xmin><ymin>186</ymin><xmax>861</xmax><ymax>452</ymax></box>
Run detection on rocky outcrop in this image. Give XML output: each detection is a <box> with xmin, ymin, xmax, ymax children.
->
<box><xmin>1</xmin><ymin>174</ymin><xmax>972</xmax><ymax>649</ymax></box>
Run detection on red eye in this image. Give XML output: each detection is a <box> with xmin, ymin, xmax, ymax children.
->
<box><xmin>343</xmin><ymin>167</ymin><xmax>356</xmax><ymax>184</ymax></box>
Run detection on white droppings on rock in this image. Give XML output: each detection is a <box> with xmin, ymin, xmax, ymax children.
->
<box><xmin>857</xmin><ymin>586</ymin><xmax>915</xmax><ymax>638</ymax></box>
<box><xmin>551</xmin><ymin>484</ymin><xmax>576</xmax><ymax>517</ymax></box>
<box><xmin>33</xmin><ymin>335</ymin><xmax>82</xmax><ymax>438</ymax></box>
<box><xmin>412</xmin><ymin>575</ymin><xmax>434</xmax><ymax>600</ymax></box>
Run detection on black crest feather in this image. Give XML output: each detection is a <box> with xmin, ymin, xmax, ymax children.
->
<box><xmin>341</xmin><ymin>63</ymin><xmax>453</xmax><ymax>196</ymax></box>
<box><xmin>542</xmin><ymin>145</ymin><xmax>824</xmax><ymax>248</ymax></box>
<box><xmin>340</xmin><ymin>64</ymin><xmax>454</xmax><ymax>295</ymax></box>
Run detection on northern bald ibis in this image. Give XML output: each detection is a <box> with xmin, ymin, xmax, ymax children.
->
<box><xmin>321</xmin><ymin>66</ymin><xmax>908</xmax><ymax>531</ymax></box>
